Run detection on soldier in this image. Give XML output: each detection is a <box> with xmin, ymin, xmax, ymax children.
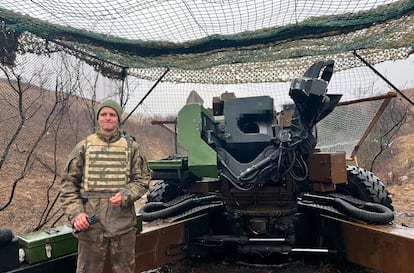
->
<box><xmin>60</xmin><ymin>99</ymin><xmax>149</xmax><ymax>273</ymax></box>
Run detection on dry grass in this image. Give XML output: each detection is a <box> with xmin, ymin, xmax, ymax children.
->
<box><xmin>1</xmin><ymin>80</ymin><xmax>414</xmax><ymax>236</ymax></box>
<box><xmin>2</xmin><ymin>81</ymin><xmax>414</xmax><ymax>273</ymax></box>
<box><xmin>0</xmin><ymin>80</ymin><xmax>174</xmax><ymax>235</ymax></box>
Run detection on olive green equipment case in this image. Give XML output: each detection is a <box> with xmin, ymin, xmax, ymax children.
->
<box><xmin>17</xmin><ymin>215</ymin><xmax>142</xmax><ymax>265</ymax></box>
<box><xmin>17</xmin><ymin>225</ymin><xmax>78</xmax><ymax>264</ymax></box>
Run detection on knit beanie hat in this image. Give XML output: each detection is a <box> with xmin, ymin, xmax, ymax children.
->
<box><xmin>96</xmin><ymin>99</ymin><xmax>123</xmax><ymax>122</ymax></box>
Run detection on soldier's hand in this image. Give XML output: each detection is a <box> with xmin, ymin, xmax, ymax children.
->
<box><xmin>110</xmin><ymin>192</ymin><xmax>122</xmax><ymax>207</ymax></box>
<box><xmin>73</xmin><ymin>212</ymin><xmax>90</xmax><ymax>232</ymax></box>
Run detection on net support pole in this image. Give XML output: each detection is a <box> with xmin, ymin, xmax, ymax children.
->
<box><xmin>121</xmin><ymin>67</ymin><xmax>170</xmax><ymax>124</ymax></box>
<box><xmin>353</xmin><ymin>50</ymin><xmax>414</xmax><ymax>106</ymax></box>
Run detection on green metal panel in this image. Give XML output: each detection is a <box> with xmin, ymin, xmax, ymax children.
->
<box><xmin>178</xmin><ymin>104</ymin><xmax>217</xmax><ymax>178</ymax></box>
<box><xmin>148</xmin><ymin>156</ymin><xmax>193</xmax><ymax>181</ymax></box>
<box><xmin>17</xmin><ymin>225</ymin><xmax>78</xmax><ymax>264</ymax></box>
<box><xmin>148</xmin><ymin>158</ymin><xmax>186</xmax><ymax>170</ymax></box>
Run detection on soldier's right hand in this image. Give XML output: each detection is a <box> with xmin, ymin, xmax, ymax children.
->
<box><xmin>73</xmin><ymin>212</ymin><xmax>90</xmax><ymax>232</ymax></box>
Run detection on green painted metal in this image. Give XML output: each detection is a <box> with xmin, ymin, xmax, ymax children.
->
<box><xmin>17</xmin><ymin>225</ymin><xmax>78</xmax><ymax>265</ymax></box>
<box><xmin>148</xmin><ymin>157</ymin><xmax>186</xmax><ymax>170</ymax></box>
<box><xmin>147</xmin><ymin>156</ymin><xmax>193</xmax><ymax>181</ymax></box>
<box><xmin>178</xmin><ymin>104</ymin><xmax>218</xmax><ymax>178</ymax></box>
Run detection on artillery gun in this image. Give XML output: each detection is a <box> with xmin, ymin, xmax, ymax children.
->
<box><xmin>1</xmin><ymin>60</ymin><xmax>406</xmax><ymax>273</ymax></box>
<box><xmin>139</xmin><ymin>59</ymin><xmax>394</xmax><ymax>260</ymax></box>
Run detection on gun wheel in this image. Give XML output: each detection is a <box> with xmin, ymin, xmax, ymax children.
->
<box><xmin>147</xmin><ymin>180</ymin><xmax>184</xmax><ymax>203</ymax></box>
<box><xmin>335</xmin><ymin>166</ymin><xmax>393</xmax><ymax>210</ymax></box>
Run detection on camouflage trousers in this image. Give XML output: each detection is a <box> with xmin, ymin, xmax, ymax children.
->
<box><xmin>76</xmin><ymin>229</ymin><xmax>136</xmax><ymax>273</ymax></box>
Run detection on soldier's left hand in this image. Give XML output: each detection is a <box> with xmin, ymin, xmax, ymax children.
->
<box><xmin>110</xmin><ymin>192</ymin><xmax>122</xmax><ymax>207</ymax></box>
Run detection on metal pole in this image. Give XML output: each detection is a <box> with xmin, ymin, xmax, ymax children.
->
<box><xmin>353</xmin><ymin>50</ymin><xmax>414</xmax><ymax>106</ymax></box>
<box><xmin>121</xmin><ymin>67</ymin><xmax>170</xmax><ymax>124</ymax></box>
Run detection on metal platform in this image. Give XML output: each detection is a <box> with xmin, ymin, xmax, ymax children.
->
<box><xmin>322</xmin><ymin>215</ymin><xmax>414</xmax><ymax>273</ymax></box>
<box><xmin>103</xmin><ymin>213</ymin><xmax>210</xmax><ymax>273</ymax></box>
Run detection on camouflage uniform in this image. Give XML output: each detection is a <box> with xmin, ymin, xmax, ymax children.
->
<box><xmin>61</xmin><ymin>128</ymin><xmax>149</xmax><ymax>273</ymax></box>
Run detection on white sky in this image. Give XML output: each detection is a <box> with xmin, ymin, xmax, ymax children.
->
<box><xmin>5</xmin><ymin>50</ymin><xmax>414</xmax><ymax>117</ymax></box>
<box><xmin>373</xmin><ymin>55</ymin><xmax>414</xmax><ymax>92</ymax></box>
<box><xmin>1</xmin><ymin>0</ymin><xmax>412</xmax><ymax>116</ymax></box>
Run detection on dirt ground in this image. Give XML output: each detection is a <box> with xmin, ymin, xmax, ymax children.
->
<box><xmin>4</xmin><ymin>131</ymin><xmax>414</xmax><ymax>273</ymax></box>
<box><xmin>3</xmin><ymin>89</ymin><xmax>414</xmax><ymax>273</ymax></box>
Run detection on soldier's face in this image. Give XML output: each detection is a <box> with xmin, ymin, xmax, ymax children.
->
<box><xmin>98</xmin><ymin>107</ymin><xmax>119</xmax><ymax>135</ymax></box>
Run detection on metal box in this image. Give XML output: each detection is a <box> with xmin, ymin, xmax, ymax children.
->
<box><xmin>309</xmin><ymin>152</ymin><xmax>347</xmax><ymax>184</ymax></box>
<box><xmin>17</xmin><ymin>225</ymin><xmax>78</xmax><ymax>265</ymax></box>
<box><xmin>277</xmin><ymin>107</ymin><xmax>294</xmax><ymax>128</ymax></box>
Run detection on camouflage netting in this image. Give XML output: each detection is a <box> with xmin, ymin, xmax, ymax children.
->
<box><xmin>1</xmin><ymin>0</ymin><xmax>413</xmax><ymax>81</ymax></box>
<box><xmin>0</xmin><ymin>0</ymin><xmax>413</xmax><ymax>151</ymax></box>
<box><xmin>0</xmin><ymin>1</ymin><xmax>413</xmax><ymax>115</ymax></box>
<box><xmin>0</xmin><ymin>0</ymin><xmax>413</xmax><ymax>233</ymax></box>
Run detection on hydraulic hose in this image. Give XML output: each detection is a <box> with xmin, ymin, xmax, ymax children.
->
<box><xmin>300</xmin><ymin>193</ymin><xmax>394</xmax><ymax>225</ymax></box>
<box><xmin>139</xmin><ymin>195</ymin><xmax>220</xmax><ymax>222</ymax></box>
<box><xmin>332</xmin><ymin>198</ymin><xmax>394</xmax><ymax>225</ymax></box>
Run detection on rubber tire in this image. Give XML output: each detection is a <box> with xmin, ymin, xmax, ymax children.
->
<box><xmin>335</xmin><ymin>165</ymin><xmax>393</xmax><ymax>210</ymax></box>
<box><xmin>147</xmin><ymin>180</ymin><xmax>184</xmax><ymax>203</ymax></box>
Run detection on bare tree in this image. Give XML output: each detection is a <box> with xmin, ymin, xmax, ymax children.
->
<box><xmin>0</xmin><ymin>64</ymin><xmax>70</xmax><ymax>212</ymax></box>
<box><xmin>358</xmin><ymin>98</ymin><xmax>409</xmax><ymax>172</ymax></box>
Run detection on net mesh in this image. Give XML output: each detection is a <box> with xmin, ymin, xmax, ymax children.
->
<box><xmin>1</xmin><ymin>0</ymin><xmax>413</xmax><ymax>72</ymax></box>
<box><xmin>0</xmin><ymin>0</ymin><xmax>412</xmax><ymax>232</ymax></box>
<box><xmin>1</xmin><ymin>1</ymin><xmax>412</xmax><ymax>143</ymax></box>
<box><xmin>316</xmin><ymin>99</ymin><xmax>385</xmax><ymax>157</ymax></box>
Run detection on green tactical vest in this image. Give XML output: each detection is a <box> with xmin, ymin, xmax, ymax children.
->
<box><xmin>80</xmin><ymin>134</ymin><xmax>132</xmax><ymax>198</ymax></box>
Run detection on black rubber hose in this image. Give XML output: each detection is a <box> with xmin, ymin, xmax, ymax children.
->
<box><xmin>139</xmin><ymin>195</ymin><xmax>218</xmax><ymax>222</ymax></box>
<box><xmin>333</xmin><ymin>198</ymin><xmax>394</xmax><ymax>225</ymax></box>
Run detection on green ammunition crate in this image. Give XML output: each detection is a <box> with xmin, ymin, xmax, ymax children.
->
<box><xmin>17</xmin><ymin>225</ymin><xmax>78</xmax><ymax>264</ymax></box>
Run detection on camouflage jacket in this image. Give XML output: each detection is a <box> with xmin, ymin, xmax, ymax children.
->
<box><xmin>60</xmin><ymin>129</ymin><xmax>150</xmax><ymax>242</ymax></box>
